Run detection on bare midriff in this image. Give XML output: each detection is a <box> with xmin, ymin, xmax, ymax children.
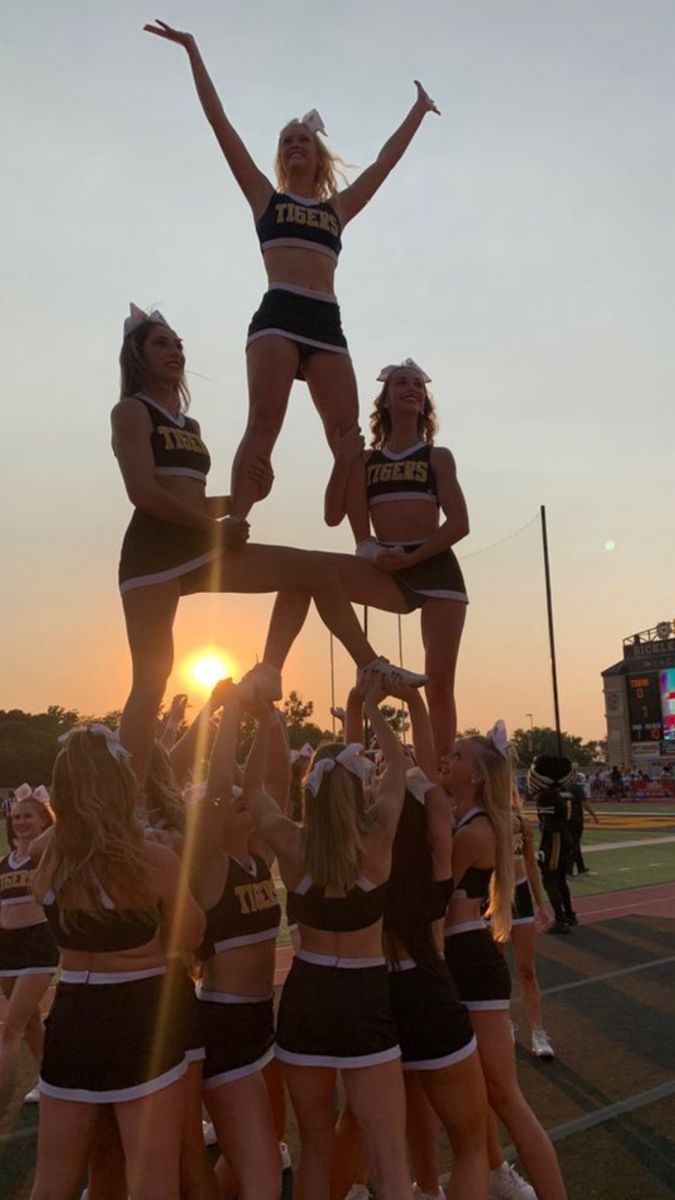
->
<box><xmin>371</xmin><ymin>498</ymin><xmax>440</xmax><ymax>546</ymax></box>
<box><xmin>58</xmin><ymin>927</ymin><xmax>166</xmax><ymax>976</ymax></box>
<box><xmin>1</xmin><ymin>900</ymin><xmax>49</xmax><ymax>931</ymax></box>
<box><xmin>202</xmin><ymin>939</ymin><xmax>276</xmax><ymax>997</ymax></box>
<box><xmin>298</xmin><ymin>918</ymin><xmax>385</xmax><ymax>962</ymax></box>
<box><xmin>263</xmin><ymin>247</ymin><xmax>337</xmax><ymax>295</ymax></box>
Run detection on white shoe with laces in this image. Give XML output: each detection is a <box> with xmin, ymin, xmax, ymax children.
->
<box><xmin>23</xmin><ymin>1085</ymin><xmax>40</xmax><ymax>1103</ymax></box>
<box><xmin>531</xmin><ymin>1027</ymin><xmax>555</xmax><ymax>1060</ymax></box>
<box><xmin>279</xmin><ymin>1141</ymin><xmax>292</xmax><ymax>1171</ymax></box>
<box><xmin>358</xmin><ymin>655</ymin><xmax>428</xmax><ymax>692</ymax></box>
<box><xmin>238</xmin><ymin>662</ymin><xmax>283</xmax><ymax>702</ymax></box>
<box><xmin>344</xmin><ymin>1187</ymin><xmax>370</xmax><ymax>1200</ymax></box>
<box><xmin>489</xmin><ymin>1162</ymin><xmax>537</xmax><ymax>1199</ymax></box>
<box><xmin>412</xmin><ymin>1184</ymin><xmax>445</xmax><ymax>1198</ymax></box>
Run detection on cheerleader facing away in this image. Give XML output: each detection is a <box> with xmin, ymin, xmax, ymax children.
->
<box><xmin>325</xmin><ymin>360</ymin><xmax>469</xmax><ymax>757</ymax></box>
<box><xmin>29</xmin><ymin>727</ymin><xmax>205</xmax><ymax>1200</ymax></box>
<box><xmin>0</xmin><ymin>787</ymin><xmax>57</xmax><ymax>1099</ymax></box>
<box><xmin>113</xmin><ymin>307</ymin><xmax>427</xmax><ymax>787</ymax></box>
<box><xmin>510</xmin><ymin>798</ymin><xmax>556</xmax><ymax>1060</ymax></box>
<box><xmin>245</xmin><ymin>681</ymin><xmax>413</xmax><ymax>1200</ymax></box>
<box><xmin>441</xmin><ymin>729</ymin><xmax>568</xmax><ymax>1200</ymax></box>
<box><xmin>144</xmin><ymin>20</ymin><xmax>439</xmax><ymax>539</ymax></box>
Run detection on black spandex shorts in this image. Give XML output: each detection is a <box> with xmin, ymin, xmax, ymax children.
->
<box><xmin>247</xmin><ymin>286</ymin><xmax>349</xmax><ymax>380</ymax></box>
<box><xmin>444</xmin><ymin>926</ymin><xmax>511</xmax><ymax>1011</ymax></box>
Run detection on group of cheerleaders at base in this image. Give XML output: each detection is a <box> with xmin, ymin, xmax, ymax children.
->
<box><xmin>1</xmin><ymin>678</ymin><xmax>570</xmax><ymax>1200</ymax></box>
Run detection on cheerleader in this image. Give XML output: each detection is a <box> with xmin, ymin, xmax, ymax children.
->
<box><xmin>113</xmin><ymin>307</ymin><xmax>426</xmax><ymax>786</ymax></box>
<box><xmin>0</xmin><ymin>786</ymin><xmax>57</xmax><ymax>1098</ymax></box>
<box><xmin>441</xmin><ymin>730</ymin><xmax>567</xmax><ymax>1200</ymax></box>
<box><xmin>246</xmin><ymin>683</ymin><xmax>413</xmax><ymax>1200</ymax></box>
<box><xmin>30</xmin><ymin>726</ymin><xmax>205</xmax><ymax>1200</ymax></box>
<box><xmin>144</xmin><ymin>20</ymin><xmax>438</xmax><ymax>538</ymax></box>
<box><xmin>325</xmin><ymin>360</ymin><xmax>469</xmax><ymax>757</ymax></box>
<box><xmin>339</xmin><ymin>683</ymin><xmax>489</xmax><ymax>1200</ymax></box>
<box><xmin>510</xmin><ymin>798</ymin><xmax>555</xmax><ymax>1060</ymax></box>
<box><xmin>187</xmin><ymin>681</ymin><xmax>287</xmax><ymax>1200</ymax></box>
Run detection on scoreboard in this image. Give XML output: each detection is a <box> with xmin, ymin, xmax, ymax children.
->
<box><xmin>627</xmin><ymin>673</ymin><xmax>662</xmax><ymax>743</ymax></box>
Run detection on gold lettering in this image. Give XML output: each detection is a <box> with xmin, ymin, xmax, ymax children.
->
<box><xmin>413</xmin><ymin>462</ymin><xmax>428</xmax><ymax>483</ymax></box>
<box><xmin>157</xmin><ymin>427</ymin><xmax>176</xmax><ymax>450</ymax></box>
<box><xmin>306</xmin><ymin>208</ymin><xmax>319</xmax><ymax>228</ymax></box>
<box><xmin>275</xmin><ymin>203</ymin><xmax>289</xmax><ymax>223</ymax></box>
<box><xmin>380</xmin><ymin>464</ymin><xmax>393</xmax><ymax>482</ymax></box>
<box><xmin>235</xmin><ymin>884</ymin><xmax>252</xmax><ymax>915</ymax></box>
<box><xmin>390</xmin><ymin>463</ymin><xmax>404</xmax><ymax>481</ymax></box>
<box><xmin>403</xmin><ymin>462</ymin><xmax>415</xmax><ymax>481</ymax></box>
<box><xmin>318</xmin><ymin>211</ymin><xmax>332</xmax><ymax>232</ymax></box>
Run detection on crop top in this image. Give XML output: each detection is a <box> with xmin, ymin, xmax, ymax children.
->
<box><xmin>42</xmin><ymin>878</ymin><xmax>159</xmax><ymax>953</ymax></box>
<box><xmin>286</xmin><ymin>874</ymin><xmax>388</xmax><ymax>933</ymax></box>
<box><xmin>0</xmin><ymin>851</ymin><xmax>38</xmax><ymax>908</ymax></box>
<box><xmin>198</xmin><ymin>854</ymin><xmax>281</xmax><ymax>961</ymax></box>
<box><xmin>366</xmin><ymin>442</ymin><xmax>438</xmax><ymax>509</ymax></box>
<box><xmin>454</xmin><ymin>808</ymin><xmax>494</xmax><ymax>901</ymax></box>
<box><xmin>134</xmin><ymin>393</ymin><xmax>211</xmax><ymax>483</ymax></box>
<box><xmin>256</xmin><ymin>191</ymin><xmax>342</xmax><ymax>265</ymax></box>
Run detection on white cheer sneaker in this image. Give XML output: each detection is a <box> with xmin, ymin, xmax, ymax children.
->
<box><xmin>489</xmin><ymin>1162</ymin><xmax>537</xmax><ymax>1199</ymax></box>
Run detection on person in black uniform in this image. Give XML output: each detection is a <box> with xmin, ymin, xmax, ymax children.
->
<box><xmin>325</xmin><ymin>360</ymin><xmax>469</xmax><ymax>758</ymax></box>
<box><xmin>113</xmin><ymin>307</ymin><xmax>427</xmax><ymax>788</ymax></box>
<box><xmin>527</xmin><ymin>756</ymin><xmax>578</xmax><ymax>934</ymax></box>
<box><xmin>144</xmin><ymin>19</ymin><xmax>439</xmax><ymax>539</ymax></box>
<box><xmin>245</xmin><ymin>682</ymin><xmax>414</xmax><ymax>1200</ymax></box>
<box><xmin>567</xmin><ymin>774</ymin><xmax>599</xmax><ymax>876</ymax></box>
<box><xmin>0</xmin><ymin>787</ymin><xmax>57</xmax><ymax>1099</ymax></box>
<box><xmin>30</xmin><ymin>727</ymin><xmax>205</xmax><ymax>1200</ymax></box>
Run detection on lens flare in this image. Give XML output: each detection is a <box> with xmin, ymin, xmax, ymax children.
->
<box><xmin>604</xmin><ymin>540</ymin><xmax>616</xmax><ymax>552</ymax></box>
<box><xmin>184</xmin><ymin>649</ymin><xmax>237</xmax><ymax>693</ymax></box>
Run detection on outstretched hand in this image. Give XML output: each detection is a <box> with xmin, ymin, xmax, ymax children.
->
<box><xmin>414</xmin><ymin>80</ymin><xmax>440</xmax><ymax>116</ymax></box>
<box><xmin>144</xmin><ymin>19</ymin><xmax>196</xmax><ymax>50</ymax></box>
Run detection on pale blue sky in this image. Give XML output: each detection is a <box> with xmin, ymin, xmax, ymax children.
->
<box><xmin>2</xmin><ymin>0</ymin><xmax>674</xmax><ymax>738</ymax></box>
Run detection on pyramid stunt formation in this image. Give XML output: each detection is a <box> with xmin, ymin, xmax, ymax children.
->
<box><xmin>2</xmin><ymin>19</ymin><xmax>577</xmax><ymax>1200</ymax></box>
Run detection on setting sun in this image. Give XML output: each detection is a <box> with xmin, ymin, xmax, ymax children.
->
<box><xmin>183</xmin><ymin>648</ymin><xmax>238</xmax><ymax>693</ymax></box>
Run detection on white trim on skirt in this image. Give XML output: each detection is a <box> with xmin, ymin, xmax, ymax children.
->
<box><xmin>120</xmin><ymin>549</ymin><xmax>222</xmax><ymax>595</ymax></box>
<box><xmin>274</xmin><ymin>1043</ymin><xmax>401</xmax><ymax>1070</ymax></box>
<box><xmin>464</xmin><ymin>999</ymin><xmax>511</xmax><ymax>1012</ymax></box>
<box><xmin>39</xmin><ymin>1057</ymin><xmax>188</xmax><ymax>1104</ymax></box>
<box><xmin>0</xmin><ymin>965</ymin><xmax>55</xmax><ymax>978</ymax></box>
<box><xmin>202</xmin><ymin>1045</ymin><xmax>274</xmax><ymax>1089</ymax></box>
<box><xmin>246</xmin><ymin>328</ymin><xmax>350</xmax><ymax>356</ymax></box>
<box><xmin>403</xmin><ymin>1034</ymin><xmax>477</xmax><ymax>1071</ymax></box>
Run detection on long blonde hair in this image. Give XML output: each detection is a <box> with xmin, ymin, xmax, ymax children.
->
<box><xmin>302</xmin><ymin>744</ymin><xmax>368</xmax><ymax>891</ymax></box>
<box><xmin>36</xmin><ymin>731</ymin><xmax>152</xmax><ymax>918</ymax></box>
<box><xmin>463</xmin><ymin>737</ymin><xmax>514</xmax><ymax>943</ymax></box>
<box><xmin>369</xmin><ymin>376</ymin><xmax>439</xmax><ymax>449</ymax></box>
<box><xmin>119</xmin><ymin>319</ymin><xmax>191</xmax><ymax>412</ymax></box>
<box><xmin>275</xmin><ymin>128</ymin><xmax>349</xmax><ymax>203</ymax></box>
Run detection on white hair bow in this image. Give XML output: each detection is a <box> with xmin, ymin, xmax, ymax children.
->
<box><xmin>282</xmin><ymin>109</ymin><xmax>327</xmax><ymax>136</ymax></box>
<box><xmin>486</xmin><ymin>720</ymin><xmax>510</xmax><ymax>759</ymax></box>
<box><xmin>377</xmin><ymin>358</ymin><xmax>432</xmax><ymax>384</ymax></box>
<box><xmin>123</xmin><ymin>302</ymin><xmax>169</xmax><ymax>340</ymax></box>
<box><xmin>305</xmin><ymin>742</ymin><xmax>370</xmax><ymax>796</ymax></box>
<box><xmin>57</xmin><ymin>724</ymin><xmax>131</xmax><ymax>762</ymax></box>
<box><xmin>12</xmin><ymin>783</ymin><xmax>50</xmax><ymax>806</ymax></box>
<box><xmin>405</xmin><ymin>766</ymin><xmax>434</xmax><ymax>805</ymax></box>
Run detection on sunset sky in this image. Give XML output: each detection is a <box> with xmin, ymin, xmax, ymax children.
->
<box><xmin>3</xmin><ymin>0</ymin><xmax>674</xmax><ymax>741</ymax></box>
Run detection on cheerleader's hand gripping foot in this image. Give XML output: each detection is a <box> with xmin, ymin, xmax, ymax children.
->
<box><xmin>219</xmin><ymin>515</ymin><xmax>250</xmax><ymax>550</ymax></box>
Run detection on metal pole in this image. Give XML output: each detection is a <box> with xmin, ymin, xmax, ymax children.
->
<box><xmin>540</xmin><ymin>505</ymin><xmax>562</xmax><ymax>755</ymax></box>
<box><xmin>329</xmin><ymin>633</ymin><xmax>336</xmax><ymax>738</ymax></box>
<box><xmin>397</xmin><ymin>614</ymin><xmax>407</xmax><ymax>737</ymax></box>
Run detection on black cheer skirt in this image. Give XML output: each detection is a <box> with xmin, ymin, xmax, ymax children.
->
<box><xmin>165</xmin><ymin>961</ymin><xmax>205</xmax><ymax>1063</ymax></box>
<box><xmin>0</xmin><ymin>922</ymin><xmax>59</xmax><ymax>977</ymax></box>
<box><xmin>199</xmin><ymin>991</ymin><xmax>275</xmax><ymax>1088</ymax></box>
<box><xmin>381</xmin><ymin>542</ymin><xmax>468</xmax><ymax>611</ymax></box>
<box><xmin>387</xmin><ymin>961</ymin><xmax>476</xmax><ymax>1069</ymax></box>
<box><xmin>40</xmin><ymin>970</ymin><xmax>187</xmax><ymax>1102</ymax></box>
<box><xmin>512</xmin><ymin>879</ymin><xmax>535</xmax><ymax>925</ymax></box>
<box><xmin>444</xmin><ymin>926</ymin><xmax>512</xmax><ymax>1011</ymax></box>
<box><xmin>275</xmin><ymin>955</ymin><xmax>400</xmax><ymax>1069</ymax></box>
<box><xmin>247</xmin><ymin>287</ymin><xmax>349</xmax><ymax>379</ymax></box>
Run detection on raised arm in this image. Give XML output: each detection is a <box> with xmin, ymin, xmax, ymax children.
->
<box><xmin>332</xmin><ymin>82</ymin><xmax>439</xmax><ymax>227</ymax></box>
<box><xmin>243</xmin><ymin>707</ymin><xmax>299</xmax><ymax>860</ymax></box>
<box><xmin>187</xmin><ymin>683</ymin><xmax>240</xmax><ymax>873</ymax></box>
<box><xmin>364</xmin><ymin>685</ymin><xmax>407</xmax><ymax>837</ymax></box>
<box><xmin>144</xmin><ymin>21</ymin><xmax>272</xmax><ymax>214</ymax></box>
<box><xmin>169</xmin><ymin>679</ymin><xmax>232</xmax><ymax>783</ymax></box>
<box><xmin>160</xmin><ymin>693</ymin><xmax>188</xmax><ymax>751</ymax></box>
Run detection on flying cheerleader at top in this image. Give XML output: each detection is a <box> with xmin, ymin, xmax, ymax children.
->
<box><xmin>144</xmin><ymin>18</ymin><xmax>439</xmax><ymax>541</ymax></box>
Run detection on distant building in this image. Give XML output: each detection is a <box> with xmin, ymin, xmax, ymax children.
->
<box><xmin>602</xmin><ymin>622</ymin><xmax>675</xmax><ymax>767</ymax></box>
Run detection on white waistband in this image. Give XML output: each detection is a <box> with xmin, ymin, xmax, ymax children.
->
<box><xmin>60</xmin><ymin>965</ymin><xmax>166</xmax><ymax>986</ymax></box>
<box><xmin>296</xmin><ymin>948</ymin><xmax>385</xmax><ymax>969</ymax></box>
<box><xmin>197</xmin><ymin>985</ymin><xmax>272</xmax><ymax>1004</ymax></box>
<box><xmin>444</xmin><ymin>920</ymin><xmax>487</xmax><ymax>937</ymax></box>
<box><xmin>386</xmin><ymin>958</ymin><xmax>417</xmax><ymax>973</ymax></box>
<box><xmin>267</xmin><ymin>281</ymin><xmax>337</xmax><ymax>303</ymax></box>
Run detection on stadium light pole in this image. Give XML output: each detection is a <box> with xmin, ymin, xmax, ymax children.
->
<box><xmin>540</xmin><ymin>505</ymin><xmax>563</xmax><ymax>755</ymax></box>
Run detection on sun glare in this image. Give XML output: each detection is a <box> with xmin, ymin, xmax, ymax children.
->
<box><xmin>184</xmin><ymin>649</ymin><xmax>237</xmax><ymax>693</ymax></box>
